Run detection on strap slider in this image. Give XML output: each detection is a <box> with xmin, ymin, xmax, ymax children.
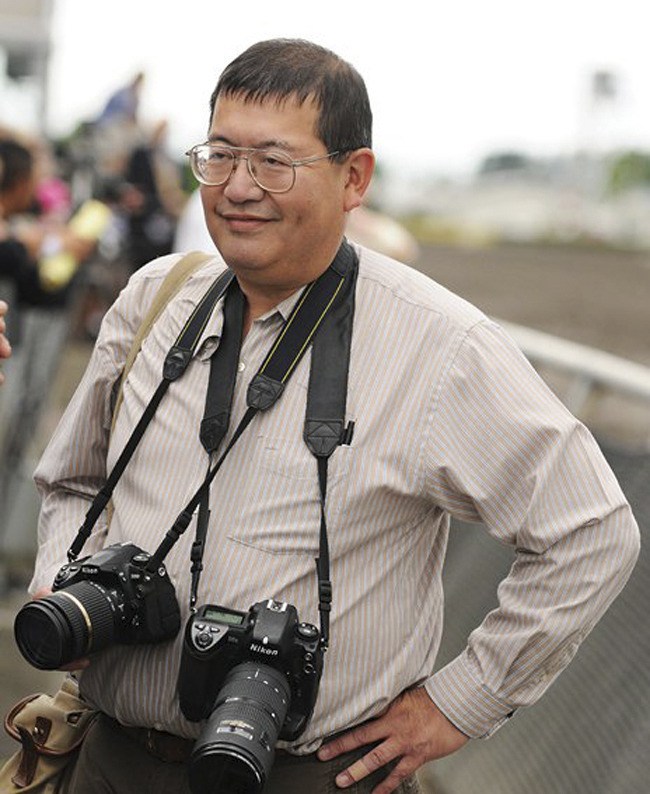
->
<box><xmin>247</xmin><ymin>373</ymin><xmax>285</xmax><ymax>411</ymax></box>
<box><xmin>190</xmin><ymin>539</ymin><xmax>204</xmax><ymax>563</ymax></box>
<box><xmin>318</xmin><ymin>580</ymin><xmax>333</xmax><ymax>611</ymax></box>
<box><xmin>304</xmin><ymin>420</ymin><xmax>342</xmax><ymax>458</ymax></box>
<box><xmin>163</xmin><ymin>347</ymin><xmax>192</xmax><ymax>381</ymax></box>
<box><xmin>199</xmin><ymin>414</ymin><xmax>229</xmax><ymax>453</ymax></box>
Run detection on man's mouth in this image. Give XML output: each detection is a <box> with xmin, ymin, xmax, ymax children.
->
<box><xmin>220</xmin><ymin>213</ymin><xmax>273</xmax><ymax>232</ymax></box>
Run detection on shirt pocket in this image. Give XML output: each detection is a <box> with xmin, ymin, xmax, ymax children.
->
<box><xmin>225</xmin><ymin>359</ymin><xmax>356</xmax><ymax>555</ymax></box>
<box><xmin>225</xmin><ymin>433</ymin><xmax>354</xmax><ymax>556</ymax></box>
<box><xmin>260</xmin><ymin>434</ymin><xmax>352</xmax><ymax>482</ymax></box>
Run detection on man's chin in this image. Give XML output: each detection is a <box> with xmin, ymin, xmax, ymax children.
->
<box><xmin>216</xmin><ymin>247</ymin><xmax>273</xmax><ymax>276</ymax></box>
<box><xmin>211</xmin><ymin>230</ymin><xmax>273</xmax><ymax>265</ymax></box>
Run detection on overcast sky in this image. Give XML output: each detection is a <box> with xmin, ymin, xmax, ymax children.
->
<box><xmin>45</xmin><ymin>0</ymin><xmax>650</xmax><ymax>176</ymax></box>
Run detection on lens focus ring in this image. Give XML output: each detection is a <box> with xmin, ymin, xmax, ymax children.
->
<box><xmin>14</xmin><ymin>579</ymin><xmax>120</xmax><ymax>670</ymax></box>
<box><xmin>189</xmin><ymin>662</ymin><xmax>292</xmax><ymax>794</ymax></box>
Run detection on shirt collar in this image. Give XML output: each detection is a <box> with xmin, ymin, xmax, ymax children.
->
<box><xmin>194</xmin><ymin>283</ymin><xmax>308</xmax><ymax>361</ymax></box>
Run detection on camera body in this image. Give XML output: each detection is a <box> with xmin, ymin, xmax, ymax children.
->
<box><xmin>52</xmin><ymin>542</ymin><xmax>180</xmax><ymax>643</ymax></box>
<box><xmin>14</xmin><ymin>542</ymin><xmax>181</xmax><ymax>670</ymax></box>
<box><xmin>179</xmin><ymin>599</ymin><xmax>323</xmax><ymax>741</ymax></box>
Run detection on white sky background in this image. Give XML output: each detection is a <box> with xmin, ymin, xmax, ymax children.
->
<box><xmin>46</xmin><ymin>0</ymin><xmax>650</xmax><ymax>177</ymax></box>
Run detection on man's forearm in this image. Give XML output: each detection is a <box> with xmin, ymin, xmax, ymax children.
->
<box><xmin>425</xmin><ymin>501</ymin><xmax>640</xmax><ymax>738</ymax></box>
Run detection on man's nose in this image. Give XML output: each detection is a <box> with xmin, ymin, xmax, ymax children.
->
<box><xmin>223</xmin><ymin>156</ymin><xmax>264</xmax><ymax>202</ymax></box>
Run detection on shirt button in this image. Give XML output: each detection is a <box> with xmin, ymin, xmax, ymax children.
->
<box><xmin>238</xmin><ymin>361</ymin><xmax>246</xmax><ymax>372</ymax></box>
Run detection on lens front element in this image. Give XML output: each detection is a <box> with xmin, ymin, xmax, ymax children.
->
<box><xmin>14</xmin><ymin>581</ymin><xmax>118</xmax><ymax>670</ymax></box>
<box><xmin>189</xmin><ymin>662</ymin><xmax>291</xmax><ymax>794</ymax></box>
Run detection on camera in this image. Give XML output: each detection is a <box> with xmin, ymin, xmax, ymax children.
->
<box><xmin>14</xmin><ymin>542</ymin><xmax>181</xmax><ymax>670</ymax></box>
<box><xmin>178</xmin><ymin>599</ymin><xmax>323</xmax><ymax>794</ymax></box>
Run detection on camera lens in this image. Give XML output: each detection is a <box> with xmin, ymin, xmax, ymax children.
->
<box><xmin>14</xmin><ymin>580</ymin><xmax>120</xmax><ymax>670</ymax></box>
<box><xmin>189</xmin><ymin>662</ymin><xmax>291</xmax><ymax>794</ymax></box>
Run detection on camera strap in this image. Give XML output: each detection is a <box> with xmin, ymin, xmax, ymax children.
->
<box><xmin>67</xmin><ymin>240</ymin><xmax>357</xmax><ymax>653</ymax></box>
<box><xmin>303</xmin><ymin>251</ymin><xmax>358</xmax><ymax>649</ymax></box>
<box><xmin>151</xmin><ymin>241</ymin><xmax>358</xmax><ymax>651</ymax></box>
<box><xmin>67</xmin><ymin>266</ymin><xmax>235</xmax><ymax>562</ymax></box>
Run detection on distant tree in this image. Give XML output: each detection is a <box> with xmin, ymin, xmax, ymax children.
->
<box><xmin>478</xmin><ymin>151</ymin><xmax>533</xmax><ymax>175</ymax></box>
<box><xmin>608</xmin><ymin>150</ymin><xmax>650</xmax><ymax>193</ymax></box>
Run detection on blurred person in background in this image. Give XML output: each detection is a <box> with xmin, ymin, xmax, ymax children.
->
<box><xmin>0</xmin><ymin>299</ymin><xmax>11</xmax><ymax>384</ymax></box>
<box><xmin>173</xmin><ymin>186</ymin><xmax>215</xmax><ymax>252</ymax></box>
<box><xmin>96</xmin><ymin>71</ymin><xmax>145</xmax><ymax>128</ymax></box>
<box><xmin>0</xmin><ymin>139</ymin><xmax>96</xmax><ymax>309</ymax></box>
<box><xmin>124</xmin><ymin>119</ymin><xmax>187</xmax><ymax>269</ymax></box>
<box><xmin>92</xmin><ymin>72</ymin><xmax>147</xmax><ymax>190</ymax></box>
<box><xmin>345</xmin><ymin>203</ymin><xmax>419</xmax><ymax>263</ymax></box>
<box><xmin>0</xmin><ymin>135</ymin><xmax>108</xmax><ymax>575</ymax></box>
<box><xmin>33</xmin><ymin>138</ymin><xmax>73</xmax><ymax>222</ymax></box>
<box><xmin>0</xmin><ymin>138</ymin><xmax>71</xmax><ymax>309</ymax></box>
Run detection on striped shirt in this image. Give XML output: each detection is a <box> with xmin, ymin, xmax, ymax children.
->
<box><xmin>31</xmin><ymin>244</ymin><xmax>640</xmax><ymax>750</ymax></box>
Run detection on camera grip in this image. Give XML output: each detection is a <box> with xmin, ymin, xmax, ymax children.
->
<box><xmin>178</xmin><ymin>617</ymin><xmax>231</xmax><ymax>722</ymax></box>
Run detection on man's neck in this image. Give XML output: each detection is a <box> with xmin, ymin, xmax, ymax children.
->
<box><xmin>239</xmin><ymin>280</ymin><xmax>301</xmax><ymax>337</ymax></box>
<box><xmin>234</xmin><ymin>239</ymin><xmax>345</xmax><ymax>336</ymax></box>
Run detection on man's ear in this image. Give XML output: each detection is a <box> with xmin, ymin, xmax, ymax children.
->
<box><xmin>343</xmin><ymin>148</ymin><xmax>375</xmax><ymax>212</ymax></box>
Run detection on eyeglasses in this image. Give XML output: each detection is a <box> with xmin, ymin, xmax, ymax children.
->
<box><xmin>185</xmin><ymin>143</ymin><xmax>340</xmax><ymax>193</ymax></box>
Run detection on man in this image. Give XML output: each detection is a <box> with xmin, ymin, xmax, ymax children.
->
<box><xmin>27</xmin><ymin>40</ymin><xmax>639</xmax><ymax>794</ymax></box>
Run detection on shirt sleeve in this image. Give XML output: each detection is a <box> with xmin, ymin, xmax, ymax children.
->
<box><xmin>29</xmin><ymin>268</ymin><xmax>155</xmax><ymax>593</ymax></box>
<box><xmin>422</xmin><ymin>319</ymin><xmax>640</xmax><ymax>738</ymax></box>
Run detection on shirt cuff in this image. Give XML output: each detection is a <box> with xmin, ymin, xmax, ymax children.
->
<box><xmin>28</xmin><ymin>562</ymin><xmax>64</xmax><ymax>596</ymax></box>
<box><xmin>425</xmin><ymin>652</ymin><xmax>517</xmax><ymax>739</ymax></box>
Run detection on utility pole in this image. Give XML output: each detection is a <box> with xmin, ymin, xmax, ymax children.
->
<box><xmin>0</xmin><ymin>0</ymin><xmax>53</xmax><ymax>134</ymax></box>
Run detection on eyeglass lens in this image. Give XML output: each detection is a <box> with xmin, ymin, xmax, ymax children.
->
<box><xmin>193</xmin><ymin>147</ymin><xmax>294</xmax><ymax>192</ymax></box>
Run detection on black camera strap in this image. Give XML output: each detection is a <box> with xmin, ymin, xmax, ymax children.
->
<box><xmin>67</xmin><ymin>267</ymin><xmax>235</xmax><ymax>562</ymax></box>
<box><xmin>191</xmin><ymin>277</ymin><xmax>246</xmax><ymax>602</ymax></box>
<box><xmin>67</xmin><ymin>240</ymin><xmax>357</xmax><ymax>653</ymax></box>
<box><xmin>150</xmin><ymin>241</ymin><xmax>358</xmax><ymax>651</ymax></box>
<box><xmin>303</xmin><ymin>252</ymin><xmax>358</xmax><ymax>649</ymax></box>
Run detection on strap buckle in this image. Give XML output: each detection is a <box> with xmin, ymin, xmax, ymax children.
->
<box><xmin>318</xmin><ymin>579</ymin><xmax>333</xmax><ymax>612</ymax></box>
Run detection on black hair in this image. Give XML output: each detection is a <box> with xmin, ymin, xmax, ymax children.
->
<box><xmin>210</xmin><ymin>39</ymin><xmax>372</xmax><ymax>158</ymax></box>
<box><xmin>0</xmin><ymin>139</ymin><xmax>33</xmax><ymax>193</ymax></box>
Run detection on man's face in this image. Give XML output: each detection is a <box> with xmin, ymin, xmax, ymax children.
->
<box><xmin>200</xmin><ymin>93</ymin><xmax>351</xmax><ymax>291</ymax></box>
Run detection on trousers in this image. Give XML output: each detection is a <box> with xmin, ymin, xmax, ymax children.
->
<box><xmin>66</xmin><ymin>713</ymin><xmax>424</xmax><ymax>793</ymax></box>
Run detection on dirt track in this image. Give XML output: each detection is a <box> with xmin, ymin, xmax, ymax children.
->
<box><xmin>414</xmin><ymin>242</ymin><xmax>650</xmax><ymax>367</ymax></box>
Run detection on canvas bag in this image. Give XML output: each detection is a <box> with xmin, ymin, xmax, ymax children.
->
<box><xmin>0</xmin><ymin>676</ymin><xmax>96</xmax><ymax>792</ymax></box>
<box><xmin>0</xmin><ymin>251</ymin><xmax>215</xmax><ymax>792</ymax></box>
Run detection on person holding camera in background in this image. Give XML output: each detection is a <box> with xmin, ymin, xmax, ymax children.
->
<box><xmin>17</xmin><ymin>39</ymin><xmax>639</xmax><ymax>794</ymax></box>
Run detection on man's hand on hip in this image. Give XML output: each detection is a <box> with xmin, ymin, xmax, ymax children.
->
<box><xmin>317</xmin><ymin>687</ymin><xmax>468</xmax><ymax>793</ymax></box>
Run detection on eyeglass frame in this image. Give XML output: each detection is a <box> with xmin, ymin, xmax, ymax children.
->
<box><xmin>185</xmin><ymin>142</ymin><xmax>343</xmax><ymax>193</ymax></box>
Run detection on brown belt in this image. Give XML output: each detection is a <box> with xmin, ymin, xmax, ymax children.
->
<box><xmin>107</xmin><ymin>713</ymin><xmax>377</xmax><ymax>768</ymax></box>
<box><xmin>107</xmin><ymin>717</ymin><xmax>194</xmax><ymax>764</ymax></box>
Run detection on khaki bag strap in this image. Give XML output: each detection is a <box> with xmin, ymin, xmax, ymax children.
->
<box><xmin>111</xmin><ymin>251</ymin><xmax>215</xmax><ymax>434</ymax></box>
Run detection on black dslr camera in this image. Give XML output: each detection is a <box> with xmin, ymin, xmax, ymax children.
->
<box><xmin>14</xmin><ymin>542</ymin><xmax>181</xmax><ymax>670</ymax></box>
<box><xmin>178</xmin><ymin>599</ymin><xmax>323</xmax><ymax>794</ymax></box>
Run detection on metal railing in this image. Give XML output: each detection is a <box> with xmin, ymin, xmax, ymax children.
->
<box><xmin>501</xmin><ymin>320</ymin><xmax>650</xmax><ymax>416</ymax></box>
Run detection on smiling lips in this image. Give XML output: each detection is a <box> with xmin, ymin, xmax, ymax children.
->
<box><xmin>220</xmin><ymin>212</ymin><xmax>274</xmax><ymax>232</ymax></box>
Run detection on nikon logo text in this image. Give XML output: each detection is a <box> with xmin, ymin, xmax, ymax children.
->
<box><xmin>250</xmin><ymin>643</ymin><xmax>279</xmax><ymax>656</ymax></box>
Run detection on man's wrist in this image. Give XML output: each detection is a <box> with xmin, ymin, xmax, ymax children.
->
<box><xmin>425</xmin><ymin>653</ymin><xmax>516</xmax><ymax>739</ymax></box>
